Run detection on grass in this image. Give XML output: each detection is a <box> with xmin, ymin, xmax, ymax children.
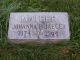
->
<box><xmin>0</xmin><ymin>0</ymin><xmax>80</xmax><ymax>60</ymax></box>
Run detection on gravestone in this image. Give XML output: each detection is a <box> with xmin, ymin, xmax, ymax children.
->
<box><xmin>8</xmin><ymin>12</ymin><xmax>70</xmax><ymax>44</ymax></box>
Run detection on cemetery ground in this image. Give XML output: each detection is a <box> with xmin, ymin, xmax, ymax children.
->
<box><xmin>0</xmin><ymin>0</ymin><xmax>80</xmax><ymax>60</ymax></box>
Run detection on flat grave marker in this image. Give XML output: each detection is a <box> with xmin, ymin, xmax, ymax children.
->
<box><xmin>8</xmin><ymin>12</ymin><xmax>70</xmax><ymax>44</ymax></box>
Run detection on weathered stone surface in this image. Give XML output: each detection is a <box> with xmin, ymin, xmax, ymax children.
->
<box><xmin>8</xmin><ymin>12</ymin><xmax>70</xmax><ymax>44</ymax></box>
